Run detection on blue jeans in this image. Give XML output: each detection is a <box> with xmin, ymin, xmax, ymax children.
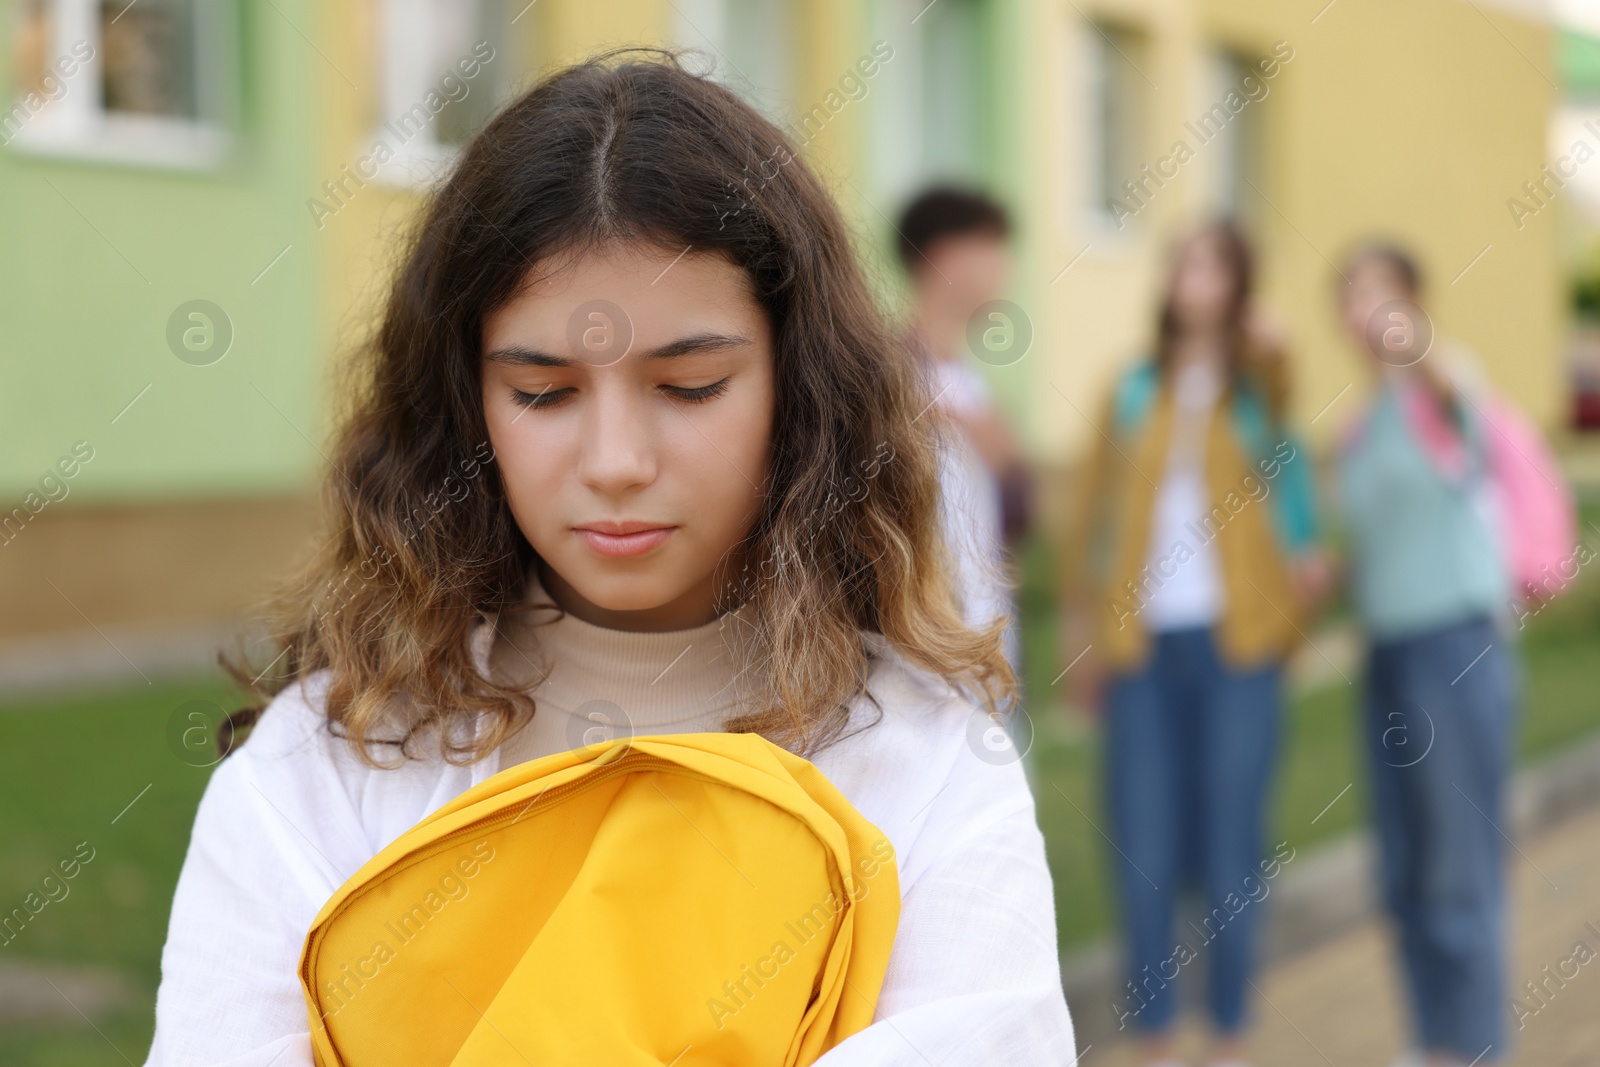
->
<box><xmin>1365</xmin><ymin>615</ymin><xmax>1517</xmax><ymax>1062</ymax></box>
<box><xmin>1104</xmin><ymin>627</ymin><xmax>1283</xmax><ymax>1035</ymax></box>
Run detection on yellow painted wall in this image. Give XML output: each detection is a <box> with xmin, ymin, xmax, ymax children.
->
<box><xmin>1234</xmin><ymin>0</ymin><xmax>1562</xmax><ymax>439</ymax></box>
<box><xmin>537</xmin><ymin>0</ymin><xmax>671</xmax><ymax>65</ymax></box>
<box><xmin>311</xmin><ymin>0</ymin><xmax>422</xmax><ymax>427</ymax></box>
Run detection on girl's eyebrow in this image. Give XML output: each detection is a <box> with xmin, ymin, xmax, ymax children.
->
<box><xmin>485</xmin><ymin>332</ymin><xmax>752</xmax><ymax>367</ymax></box>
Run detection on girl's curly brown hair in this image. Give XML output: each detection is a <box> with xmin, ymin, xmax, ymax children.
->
<box><xmin>228</xmin><ymin>50</ymin><xmax>1017</xmax><ymax>766</ymax></box>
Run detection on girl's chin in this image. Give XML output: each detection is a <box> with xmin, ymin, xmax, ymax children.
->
<box><xmin>547</xmin><ymin>563</ymin><xmax>718</xmax><ymax>623</ymax></box>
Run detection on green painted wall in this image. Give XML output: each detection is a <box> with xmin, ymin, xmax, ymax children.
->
<box><xmin>0</xmin><ymin>0</ymin><xmax>323</xmax><ymax>503</ymax></box>
<box><xmin>981</xmin><ymin>0</ymin><xmax>1043</xmax><ymax>450</ymax></box>
<box><xmin>1560</xmin><ymin>28</ymin><xmax>1600</xmax><ymax>95</ymax></box>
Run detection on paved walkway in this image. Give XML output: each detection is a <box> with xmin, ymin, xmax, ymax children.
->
<box><xmin>1082</xmin><ymin>805</ymin><xmax>1600</xmax><ymax>1067</ymax></box>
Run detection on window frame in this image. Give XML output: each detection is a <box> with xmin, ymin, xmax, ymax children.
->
<box><xmin>5</xmin><ymin>0</ymin><xmax>239</xmax><ymax>171</ymax></box>
<box><xmin>1078</xmin><ymin>18</ymin><xmax>1149</xmax><ymax>236</ymax></box>
<box><xmin>366</xmin><ymin>0</ymin><xmax>516</xmax><ymax>189</ymax></box>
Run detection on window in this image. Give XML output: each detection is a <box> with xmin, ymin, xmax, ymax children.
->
<box><xmin>371</xmin><ymin>0</ymin><xmax>518</xmax><ymax>187</ymax></box>
<box><xmin>920</xmin><ymin>0</ymin><xmax>987</xmax><ymax>185</ymax></box>
<box><xmin>867</xmin><ymin>0</ymin><xmax>990</xmax><ymax>207</ymax></box>
<box><xmin>1080</xmin><ymin>20</ymin><xmax>1147</xmax><ymax>228</ymax></box>
<box><xmin>4</xmin><ymin>0</ymin><xmax>238</xmax><ymax>168</ymax></box>
<box><xmin>1198</xmin><ymin>49</ymin><xmax>1265</xmax><ymax>223</ymax></box>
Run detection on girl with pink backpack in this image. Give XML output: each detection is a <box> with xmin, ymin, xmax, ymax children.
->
<box><xmin>1334</xmin><ymin>243</ymin><xmax>1575</xmax><ymax>1067</ymax></box>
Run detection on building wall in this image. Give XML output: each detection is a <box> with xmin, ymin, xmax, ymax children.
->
<box><xmin>0</xmin><ymin>0</ymin><xmax>324</xmax><ymax>500</ymax></box>
<box><xmin>1015</xmin><ymin>0</ymin><xmax>1561</xmax><ymax>469</ymax></box>
<box><xmin>0</xmin><ymin>0</ymin><xmax>326</xmax><ymax>637</ymax></box>
<box><xmin>0</xmin><ymin>0</ymin><xmax>1564</xmax><ymax>641</ymax></box>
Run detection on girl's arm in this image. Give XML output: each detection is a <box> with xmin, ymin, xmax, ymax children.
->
<box><xmin>144</xmin><ymin>684</ymin><xmax>369</xmax><ymax>1067</ymax></box>
<box><xmin>815</xmin><ymin>732</ymin><xmax>1077</xmax><ymax>1065</ymax></box>
<box><xmin>1269</xmin><ymin>431</ymin><xmax>1336</xmax><ymax>613</ymax></box>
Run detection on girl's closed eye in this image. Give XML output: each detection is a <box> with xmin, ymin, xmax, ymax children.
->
<box><xmin>661</xmin><ymin>376</ymin><xmax>730</xmax><ymax>403</ymax></box>
<box><xmin>510</xmin><ymin>385</ymin><xmax>568</xmax><ymax>409</ymax></box>
<box><xmin>509</xmin><ymin>378</ymin><xmax>732</xmax><ymax>410</ymax></box>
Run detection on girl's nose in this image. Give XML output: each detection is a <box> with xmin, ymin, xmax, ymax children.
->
<box><xmin>575</xmin><ymin>381</ymin><xmax>657</xmax><ymax>495</ymax></box>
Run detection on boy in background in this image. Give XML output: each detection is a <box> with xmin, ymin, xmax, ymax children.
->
<box><xmin>896</xmin><ymin>187</ymin><xmax>1033</xmax><ymax>683</ymax></box>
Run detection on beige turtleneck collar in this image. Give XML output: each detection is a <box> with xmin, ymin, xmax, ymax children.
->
<box><xmin>487</xmin><ymin>569</ymin><xmax>758</xmax><ymax>767</ymax></box>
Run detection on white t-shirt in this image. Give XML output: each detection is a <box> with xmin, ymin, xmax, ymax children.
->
<box><xmin>927</xmin><ymin>357</ymin><xmax>1016</xmax><ymax>664</ymax></box>
<box><xmin>1139</xmin><ymin>361</ymin><xmax>1226</xmax><ymax>632</ymax></box>
<box><xmin>142</xmin><ymin>592</ymin><xmax>1075</xmax><ymax>1065</ymax></box>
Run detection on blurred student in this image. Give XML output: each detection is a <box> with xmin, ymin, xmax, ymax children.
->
<box><xmin>1335</xmin><ymin>245</ymin><xmax>1562</xmax><ymax>1067</ymax></box>
<box><xmin>897</xmin><ymin>187</ymin><xmax>1033</xmax><ymax>674</ymax></box>
<box><xmin>1060</xmin><ymin>221</ymin><xmax>1327</xmax><ymax>1067</ymax></box>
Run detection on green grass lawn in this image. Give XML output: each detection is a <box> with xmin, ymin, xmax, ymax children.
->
<box><xmin>1</xmin><ymin>507</ymin><xmax>1597</xmax><ymax>1064</ymax></box>
<box><xmin>0</xmin><ymin>677</ymin><xmax>247</xmax><ymax>1067</ymax></box>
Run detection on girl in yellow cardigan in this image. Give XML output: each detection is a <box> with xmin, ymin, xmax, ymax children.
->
<box><xmin>1061</xmin><ymin>221</ymin><xmax>1328</xmax><ymax>1067</ymax></box>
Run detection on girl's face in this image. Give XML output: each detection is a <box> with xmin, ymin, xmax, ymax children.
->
<box><xmin>482</xmin><ymin>244</ymin><xmax>775</xmax><ymax>631</ymax></box>
<box><xmin>922</xmin><ymin>231</ymin><xmax>1011</xmax><ymax>311</ymax></box>
<box><xmin>1339</xmin><ymin>258</ymin><xmax>1411</xmax><ymax>360</ymax></box>
<box><xmin>1168</xmin><ymin>231</ymin><xmax>1237</xmax><ymax>332</ymax></box>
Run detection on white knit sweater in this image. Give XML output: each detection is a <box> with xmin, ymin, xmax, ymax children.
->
<box><xmin>143</xmin><ymin>580</ymin><xmax>1076</xmax><ymax>1065</ymax></box>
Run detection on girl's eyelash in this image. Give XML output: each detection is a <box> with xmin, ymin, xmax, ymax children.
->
<box><xmin>510</xmin><ymin>386</ymin><xmax>568</xmax><ymax>409</ymax></box>
<box><xmin>663</xmin><ymin>377</ymin><xmax>731</xmax><ymax>403</ymax></box>
<box><xmin>508</xmin><ymin>377</ymin><xmax>731</xmax><ymax>410</ymax></box>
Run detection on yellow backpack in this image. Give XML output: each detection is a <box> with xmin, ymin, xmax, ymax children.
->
<box><xmin>298</xmin><ymin>732</ymin><xmax>901</xmax><ymax>1066</ymax></box>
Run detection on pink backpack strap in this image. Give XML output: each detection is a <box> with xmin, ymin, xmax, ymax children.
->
<box><xmin>1478</xmin><ymin>393</ymin><xmax>1577</xmax><ymax>598</ymax></box>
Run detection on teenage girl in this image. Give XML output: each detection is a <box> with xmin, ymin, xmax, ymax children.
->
<box><xmin>1060</xmin><ymin>221</ymin><xmax>1326</xmax><ymax>1067</ymax></box>
<box><xmin>143</xmin><ymin>53</ymin><xmax>1073</xmax><ymax>1066</ymax></box>
<box><xmin>1335</xmin><ymin>245</ymin><xmax>1519</xmax><ymax>1067</ymax></box>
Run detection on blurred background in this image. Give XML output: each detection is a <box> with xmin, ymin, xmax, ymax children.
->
<box><xmin>2</xmin><ymin>0</ymin><xmax>1599</xmax><ymax>1064</ymax></box>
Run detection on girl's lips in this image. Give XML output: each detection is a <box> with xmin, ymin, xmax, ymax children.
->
<box><xmin>574</xmin><ymin>526</ymin><xmax>675</xmax><ymax>558</ymax></box>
